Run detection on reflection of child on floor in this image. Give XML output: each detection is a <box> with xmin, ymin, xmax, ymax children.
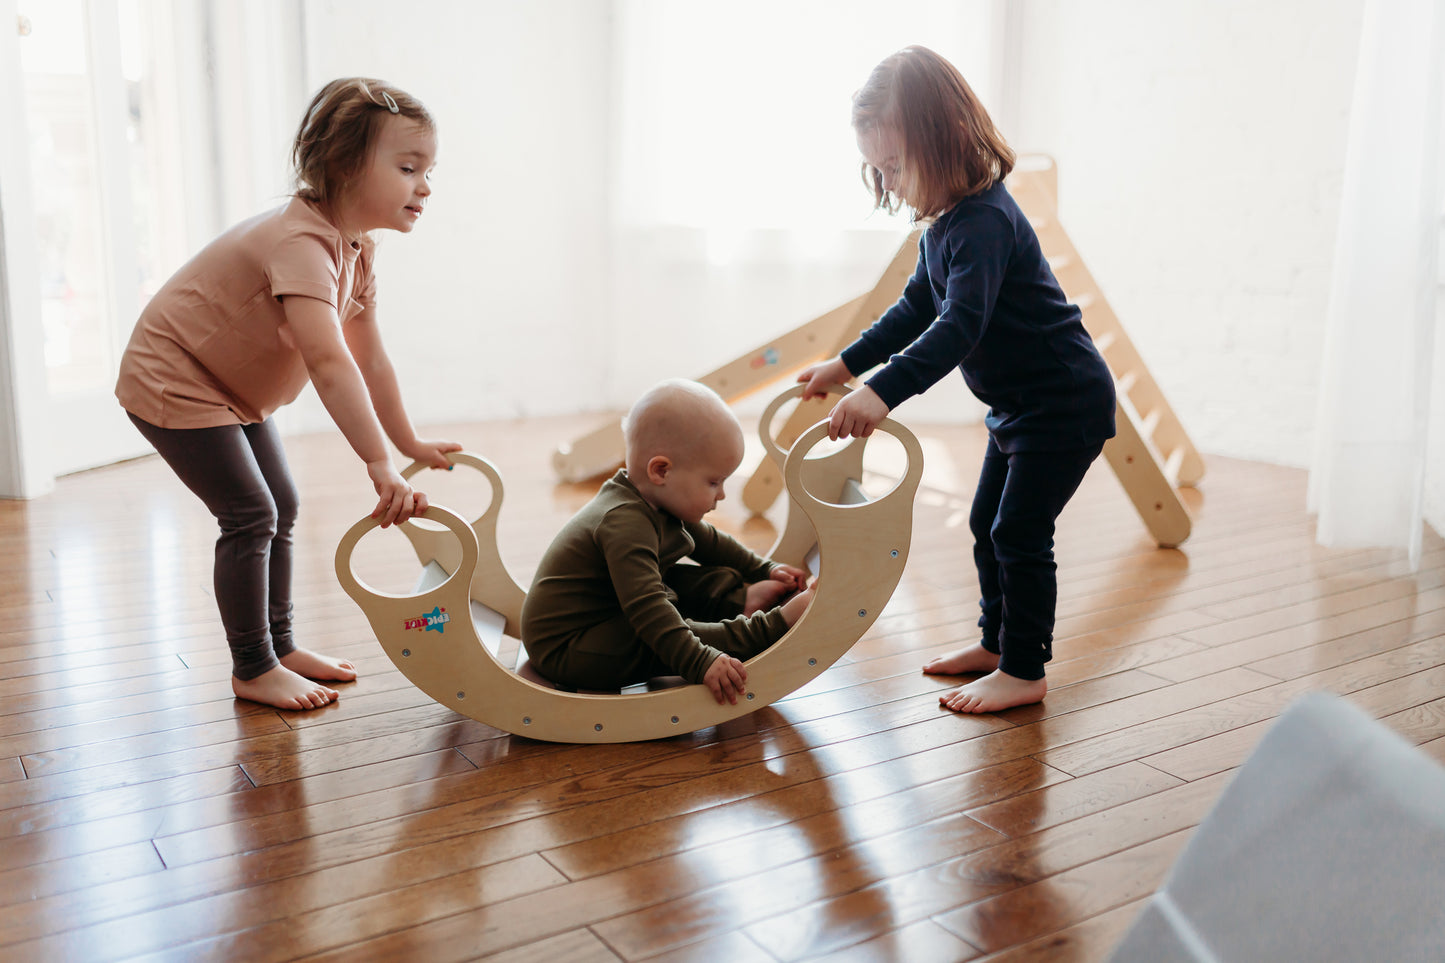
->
<box><xmin>799</xmin><ymin>47</ymin><xmax>1115</xmax><ymax>715</ymax></box>
<box><xmin>521</xmin><ymin>379</ymin><xmax>815</xmax><ymax>704</ymax></box>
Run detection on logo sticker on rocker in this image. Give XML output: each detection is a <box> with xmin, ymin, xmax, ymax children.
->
<box><xmin>749</xmin><ymin>347</ymin><xmax>779</xmax><ymax>369</ymax></box>
<box><xmin>404</xmin><ymin>605</ymin><xmax>449</xmax><ymax>634</ymax></box>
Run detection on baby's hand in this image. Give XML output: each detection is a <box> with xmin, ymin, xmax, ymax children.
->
<box><xmin>769</xmin><ymin>563</ymin><xmax>808</xmax><ymax>591</ymax></box>
<box><xmin>703</xmin><ymin>654</ymin><xmax>748</xmax><ymax>705</ymax></box>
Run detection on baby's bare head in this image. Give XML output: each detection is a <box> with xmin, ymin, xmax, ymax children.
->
<box><xmin>623</xmin><ymin>379</ymin><xmax>743</xmax><ymax>474</ymax></box>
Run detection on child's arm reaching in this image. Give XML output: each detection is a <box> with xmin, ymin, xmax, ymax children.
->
<box><xmin>343</xmin><ymin>305</ymin><xmax>462</xmax><ymax>469</ymax></box>
<box><xmin>282</xmin><ymin>295</ymin><xmax>424</xmax><ymax>527</ymax></box>
<box><xmin>598</xmin><ymin>513</ymin><xmax>731</xmax><ymax>684</ymax></box>
<box><xmin>798</xmin><ymin>237</ymin><xmax>933</xmax><ymax>403</ymax></box>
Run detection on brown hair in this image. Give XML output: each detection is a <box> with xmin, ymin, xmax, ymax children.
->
<box><xmin>291</xmin><ymin>78</ymin><xmax>433</xmax><ymax>215</ymax></box>
<box><xmin>852</xmin><ymin>46</ymin><xmax>1015</xmax><ymax>221</ymax></box>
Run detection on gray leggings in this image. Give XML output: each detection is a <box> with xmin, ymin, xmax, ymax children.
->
<box><xmin>127</xmin><ymin>413</ymin><xmax>298</xmax><ymax>680</ymax></box>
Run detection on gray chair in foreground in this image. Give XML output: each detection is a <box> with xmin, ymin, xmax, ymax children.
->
<box><xmin>1110</xmin><ymin>691</ymin><xmax>1445</xmax><ymax>961</ymax></box>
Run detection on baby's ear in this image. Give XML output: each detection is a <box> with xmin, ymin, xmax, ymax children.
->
<box><xmin>646</xmin><ymin>455</ymin><xmax>672</xmax><ymax>485</ymax></box>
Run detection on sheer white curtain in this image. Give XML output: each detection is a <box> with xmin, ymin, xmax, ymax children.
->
<box><xmin>1309</xmin><ymin>0</ymin><xmax>1445</xmax><ymax>570</ymax></box>
<box><xmin>605</xmin><ymin>0</ymin><xmax>999</xmax><ymax>420</ymax></box>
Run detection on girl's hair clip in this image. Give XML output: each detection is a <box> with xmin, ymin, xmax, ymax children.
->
<box><xmin>381</xmin><ymin>91</ymin><xmax>399</xmax><ymax>114</ymax></box>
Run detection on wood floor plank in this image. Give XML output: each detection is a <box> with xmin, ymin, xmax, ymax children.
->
<box><xmin>485</xmin><ymin>929</ymin><xmax>625</xmax><ymax>962</ymax></box>
<box><xmin>804</xmin><ymin>919</ymin><xmax>980</xmax><ymax>962</ymax></box>
<box><xmin>0</xmin><ymin>841</ymin><xmax>163</xmax><ymax>905</ymax></box>
<box><xmin>0</xmin><ymin>750</ymin><xmax>477</xmax><ymax>876</ymax></box>
<box><xmin>963</xmin><ymin>762</ymin><xmax>1184</xmax><ymax>837</ymax></box>
<box><xmin>1175</xmin><ymin>572</ymin><xmax>1444</xmax><ymax>649</ymax></box>
<box><xmin>1143</xmin><ymin>661</ymin><xmax>1445</xmax><ymax>782</ymax></box>
<box><xmin>1250</xmin><ymin>608</ymin><xmax>1445</xmax><ymax>681</ymax></box>
<box><xmin>7</xmin><ymin>853</ymin><xmax>565</xmax><ymax>962</ymax></box>
<box><xmin>1148</xmin><ymin>587</ymin><xmax>1445</xmax><ymax>683</ymax></box>
<box><xmin>971</xmin><ymin>898</ymin><xmax>1146</xmax><ymax>962</ymax></box>
<box><xmin>1038</xmin><ymin>638</ymin><xmax>1445</xmax><ymax>777</ymax></box>
<box><xmin>0</xmin><ymin>756</ymin><xmax>23</xmax><ymax>785</ymax></box>
<box><xmin>1375</xmin><ymin>695</ymin><xmax>1445</xmax><ymax>745</ymax></box>
<box><xmin>544</xmin><ymin>755</ymin><xmax>1064</xmax><ymax>882</ymax></box>
<box><xmin>928</xmin><ymin>832</ymin><xmax>1189</xmax><ymax>955</ymax></box>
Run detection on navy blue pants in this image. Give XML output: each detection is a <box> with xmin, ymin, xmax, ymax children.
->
<box><xmin>128</xmin><ymin>413</ymin><xmax>299</xmax><ymax>680</ymax></box>
<box><xmin>971</xmin><ymin>437</ymin><xmax>1104</xmax><ymax>681</ymax></box>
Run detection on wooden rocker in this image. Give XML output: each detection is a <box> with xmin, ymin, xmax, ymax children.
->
<box><xmin>334</xmin><ymin>386</ymin><xmax>924</xmax><ymax>744</ymax></box>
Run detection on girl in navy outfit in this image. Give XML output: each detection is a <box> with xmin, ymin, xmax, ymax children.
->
<box><xmin>798</xmin><ymin>46</ymin><xmax>1116</xmax><ymax>714</ymax></box>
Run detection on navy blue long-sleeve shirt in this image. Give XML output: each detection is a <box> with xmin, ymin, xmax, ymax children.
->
<box><xmin>841</xmin><ymin>181</ymin><xmax>1116</xmax><ymax>453</ymax></box>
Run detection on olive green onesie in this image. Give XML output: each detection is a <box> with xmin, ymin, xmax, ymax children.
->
<box><xmin>520</xmin><ymin>470</ymin><xmax>791</xmax><ymax>689</ymax></box>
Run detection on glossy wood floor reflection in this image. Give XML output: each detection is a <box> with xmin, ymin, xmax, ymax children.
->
<box><xmin>2</xmin><ymin>414</ymin><xmax>1443</xmax><ymax>962</ymax></box>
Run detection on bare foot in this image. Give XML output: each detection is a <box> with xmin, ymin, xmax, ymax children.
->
<box><xmin>281</xmin><ymin>648</ymin><xmax>357</xmax><ymax>682</ymax></box>
<box><xmin>744</xmin><ymin>580</ymin><xmax>791</xmax><ymax>616</ymax></box>
<box><xmin>939</xmin><ymin>669</ymin><xmax>1046</xmax><ymax>714</ymax></box>
<box><xmin>922</xmin><ymin>642</ymin><xmax>1000</xmax><ymax>676</ymax></box>
<box><xmin>233</xmin><ymin>664</ymin><xmax>339</xmax><ymax>710</ymax></box>
<box><xmin>780</xmin><ymin>579</ymin><xmax>817</xmax><ymax>626</ymax></box>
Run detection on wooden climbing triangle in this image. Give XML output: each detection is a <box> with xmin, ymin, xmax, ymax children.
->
<box><xmin>1006</xmin><ymin>155</ymin><xmax>1203</xmax><ymax>547</ymax></box>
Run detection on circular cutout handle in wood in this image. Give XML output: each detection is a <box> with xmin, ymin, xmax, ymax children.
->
<box><xmin>782</xmin><ymin>416</ymin><xmax>924</xmax><ymax>519</ymax></box>
<box><xmin>757</xmin><ymin>383</ymin><xmax>858</xmax><ymax>471</ymax></box>
<box><xmin>399</xmin><ymin>451</ymin><xmax>507</xmax><ymax>528</ymax></box>
<box><xmin>334</xmin><ymin>504</ymin><xmax>481</xmax><ymax>605</ymax></box>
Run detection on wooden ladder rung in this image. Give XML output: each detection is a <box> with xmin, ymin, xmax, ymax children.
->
<box><xmin>1140</xmin><ymin>407</ymin><xmax>1162</xmax><ymax>440</ymax></box>
<box><xmin>1075</xmin><ymin>292</ymin><xmax>1096</xmax><ymax>312</ymax></box>
<box><xmin>1164</xmin><ymin>446</ymin><xmax>1186</xmax><ymax>486</ymax></box>
<box><xmin>1093</xmin><ymin>330</ymin><xmax>1117</xmax><ymax>353</ymax></box>
<box><xmin>1116</xmin><ymin>370</ymin><xmax>1138</xmax><ymax>395</ymax></box>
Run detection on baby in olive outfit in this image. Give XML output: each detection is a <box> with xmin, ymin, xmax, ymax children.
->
<box><xmin>521</xmin><ymin>379</ymin><xmax>814</xmax><ymax>704</ymax></box>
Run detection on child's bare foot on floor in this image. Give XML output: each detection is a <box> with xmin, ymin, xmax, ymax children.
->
<box><xmin>940</xmin><ymin>669</ymin><xmax>1046</xmax><ymax>714</ymax></box>
<box><xmin>281</xmin><ymin>648</ymin><xmax>357</xmax><ymax>682</ymax></box>
<box><xmin>233</xmin><ymin>664</ymin><xmax>339</xmax><ymax>710</ymax></box>
<box><xmin>922</xmin><ymin>642</ymin><xmax>1000</xmax><ymax>676</ymax></box>
<box><xmin>744</xmin><ymin>580</ymin><xmax>791</xmax><ymax>615</ymax></box>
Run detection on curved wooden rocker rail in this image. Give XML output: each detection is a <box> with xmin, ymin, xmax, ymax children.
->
<box><xmin>334</xmin><ymin>389</ymin><xmax>924</xmax><ymax>744</ymax></box>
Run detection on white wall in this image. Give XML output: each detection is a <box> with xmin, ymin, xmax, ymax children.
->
<box><xmin>1011</xmin><ymin>0</ymin><xmax>1366</xmax><ymax>470</ymax></box>
<box><xmin>603</xmin><ymin>0</ymin><xmax>995</xmax><ymax>425</ymax></box>
<box><xmin>287</xmin><ymin>0</ymin><xmax>614</xmax><ymax>433</ymax></box>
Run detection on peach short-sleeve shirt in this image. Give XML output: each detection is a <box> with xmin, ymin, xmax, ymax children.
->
<box><xmin>116</xmin><ymin>197</ymin><xmax>377</xmax><ymax>429</ymax></box>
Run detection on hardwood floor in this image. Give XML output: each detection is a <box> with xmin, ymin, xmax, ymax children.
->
<box><xmin>2</xmin><ymin>413</ymin><xmax>1442</xmax><ymax>961</ymax></box>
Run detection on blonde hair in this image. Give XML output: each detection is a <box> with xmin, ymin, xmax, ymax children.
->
<box><xmin>291</xmin><ymin>78</ymin><xmax>433</xmax><ymax>216</ymax></box>
<box><xmin>852</xmin><ymin>46</ymin><xmax>1015</xmax><ymax>221</ymax></box>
